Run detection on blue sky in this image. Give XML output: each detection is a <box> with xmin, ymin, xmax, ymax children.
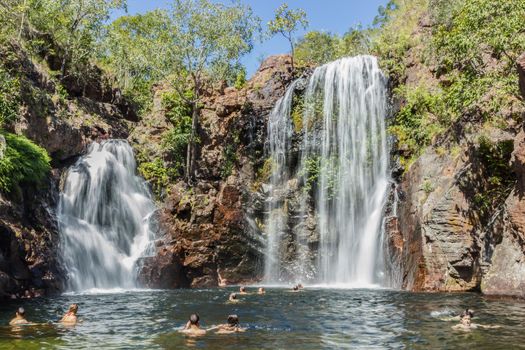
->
<box><xmin>114</xmin><ymin>0</ymin><xmax>387</xmax><ymax>77</ymax></box>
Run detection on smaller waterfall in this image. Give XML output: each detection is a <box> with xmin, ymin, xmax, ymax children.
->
<box><xmin>58</xmin><ymin>140</ymin><xmax>157</xmax><ymax>291</ymax></box>
<box><xmin>264</xmin><ymin>81</ymin><xmax>298</xmax><ymax>282</ymax></box>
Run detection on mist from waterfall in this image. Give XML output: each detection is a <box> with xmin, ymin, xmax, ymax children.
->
<box><xmin>58</xmin><ymin>140</ymin><xmax>157</xmax><ymax>292</ymax></box>
<box><xmin>264</xmin><ymin>56</ymin><xmax>390</xmax><ymax>287</ymax></box>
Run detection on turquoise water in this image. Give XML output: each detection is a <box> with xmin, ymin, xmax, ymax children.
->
<box><xmin>0</xmin><ymin>288</ymin><xmax>524</xmax><ymax>349</ymax></box>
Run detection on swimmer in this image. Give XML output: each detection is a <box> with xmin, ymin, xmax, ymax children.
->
<box><xmin>440</xmin><ymin>308</ymin><xmax>474</xmax><ymax>322</ymax></box>
<box><xmin>229</xmin><ymin>293</ymin><xmax>239</xmax><ymax>302</ymax></box>
<box><xmin>182</xmin><ymin>314</ymin><xmax>206</xmax><ymax>336</ymax></box>
<box><xmin>9</xmin><ymin>307</ymin><xmax>29</xmax><ymax>326</ymax></box>
<box><xmin>291</xmin><ymin>285</ymin><xmax>299</xmax><ymax>292</ymax></box>
<box><xmin>452</xmin><ymin>310</ymin><xmax>501</xmax><ymax>331</ymax></box>
<box><xmin>60</xmin><ymin>304</ymin><xmax>79</xmax><ymax>325</ymax></box>
<box><xmin>214</xmin><ymin>315</ymin><xmax>246</xmax><ymax>334</ymax></box>
<box><xmin>239</xmin><ymin>286</ymin><xmax>248</xmax><ymax>295</ymax></box>
<box><xmin>258</xmin><ymin>287</ymin><xmax>265</xmax><ymax>295</ymax></box>
<box><xmin>297</xmin><ymin>283</ymin><xmax>304</xmax><ymax>289</ymax></box>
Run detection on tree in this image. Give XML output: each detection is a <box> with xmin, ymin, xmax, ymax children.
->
<box><xmin>294</xmin><ymin>31</ymin><xmax>339</xmax><ymax>66</ymax></box>
<box><xmin>267</xmin><ymin>3</ymin><xmax>308</xmax><ymax>71</ymax></box>
<box><xmin>167</xmin><ymin>0</ymin><xmax>260</xmax><ymax>181</ymax></box>
<box><xmin>26</xmin><ymin>0</ymin><xmax>126</xmax><ymax>80</ymax></box>
<box><xmin>101</xmin><ymin>9</ymin><xmax>174</xmax><ymax>111</ymax></box>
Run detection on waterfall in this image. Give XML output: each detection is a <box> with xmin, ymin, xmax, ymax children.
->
<box><xmin>264</xmin><ymin>56</ymin><xmax>390</xmax><ymax>286</ymax></box>
<box><xmin>58</xmin><ymin>140</ymin><xmax>157</xmax><ymax>291</ymax></box>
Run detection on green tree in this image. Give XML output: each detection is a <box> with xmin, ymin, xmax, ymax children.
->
<box><xmin>294</xmin><ymin>31</ymin><xmax>338</xmax><ymax>66</ymax></box>
<box><xmin>101</xmin><ymin>10</ymin><xmax>174</xmax><ymax>111</ymax></box>
<box><xmin>167</xmin><ymin>0</ymin><xmax>259</xmax><ymax>181</ymax></box>
<box><xmin>26</xmin><ymin>0</ymin><xmax>126</xmax><ymax>80</ymax></box>
<box><xmin>268</xmin><ymin>3</ymin><xmax>308</xmax><ymax>70</ymax></box>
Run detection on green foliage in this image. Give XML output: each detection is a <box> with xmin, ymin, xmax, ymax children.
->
<box><xmin>0</xmin><ymin>68</ymin><xmax>20</xmax><ymax>128</ymax></box>
<box><xmin>294</xmin><ymin>31</ymin><xmax>339</xmax><ymax>66</ymax></box>
<box><xmin>433</xmin><ymin>0</ymin><xmax>525</xmax><ymax>76</ymax></box>
<box><xmin>472</xmin><ymin>136</ymin><xmax>514</xmax><ymax>217</ymax></box>
<box><xmin>373</xmin><ymin>0</ymin><xmax>399</xmax><ymax>27</ymax></box>
<box><xmin>234</xmin><ymin>67</ymin><xmax>247</xmax><ymax>90</ymax></box>
<box><xmin>421</xmin><ymin>179</ymin><xmax>434</xmax><ymax>194</ymax></box>
<box><xmin>221</xmin><ymin>144</ymin><xmax>237</xmax><ymax>178</ymax></box>
<box><xmin>161</xmin><ymin>89</ymin><xmax>193</xmax><ymax>177</ymax></box>
<box><xmin>137</xmin><ymin>158</ymin><xmax>169</xmax><ymax>197</ymax></box>
<box><xmin>388</xmin><ymin>85</ymin><xmax>446</xmax><ymax>167</ymax></box>
<box><xmin>268</xmin><ymin>3</ymin><xmax>308</xmax><ymax>68</ymax></box>
<box><xmin>0</xmin><ymin>131</ymin><xmax>51</xmax><ymax>194</ymax></box>
<box><xmin>291</xmin><ymin>94</ymin><xmax>304</xmax><ymax>133</ymax></box>
<box><xmin>300</xmin><ymin>156</ymin><xmax>320</xmax><ymax>194</ymax></box>
<box><xmin>101</xmin><ymin>10</ymin><xmax>173</xmax><ymax>113</ymax></box>
<box><xmin>294</xmin><ymin>26</ymin><xmax>371</xmax><ymax>67</ymax></box>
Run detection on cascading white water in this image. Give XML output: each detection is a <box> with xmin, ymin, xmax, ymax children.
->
<box><xmin>58</xmin><ymin>140</ymin><xmax>157</xmax><ymax>291</ymax></box>
<box><xmin>264</xmin><ymin>56</ymin><xmax>389</xmax><ymax>286</ymax></box>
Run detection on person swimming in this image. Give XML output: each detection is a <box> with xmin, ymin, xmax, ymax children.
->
<box><xmin>239</xmin><ymin>286</ymin><xmax>248</xmax><ymax>295</ymax></box>
<box><xmin>291</xmin><ymin>285</ymin><xmax>299</xmax><ymax>292</ymax></box>
<box><xmin>60</xmin><ymin>304</ymin><xmax>79</xmax><ymax>325</ymax></box>
<box><xmin>9</xmin><ymin>307</ymin><xmax>29</xmax><ymax>326</ymax></box>
<box><xmin>452</xmin><ymin>309</ymin><xmax>501</xmax><ymax>331</ymax></box>
<box><xmin>182</xmin><ymin>314</ymin><xmax>206</xmax><ymax>336</ymax></box>
<box><xmin>258</xmin><ymin>287</ymin><xmax>265</xmax><ymax>295</ymax></box>
<box><xmin>214</xmin><ymin>315</ymin><xmax>246</xmax><ymax>334</ymax></box>
<box><xmin>297</xmin><ymin>284</ymin><xmax>304</xmax><ymax>289</ymax></box>
<box><xmin>229</xmin><ymin>293</ymin><xmax>239</xmax><ymax>302</ymax></box>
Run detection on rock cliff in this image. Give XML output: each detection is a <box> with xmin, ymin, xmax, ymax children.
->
<box><xmin>134</xmin><ymin>55</ymin><xmax>294</xmax><ymax>288</ymax></box>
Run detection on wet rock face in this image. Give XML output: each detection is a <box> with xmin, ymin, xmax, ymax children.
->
<box><xmin>135</xmin><ymin>55</ymin><xmax>294</xmax><ymax>288</ymax></box>
<box><xmin>388</xmin><ymin>52</ymin><xmax>525</xmax><ymax>297</ymax></box>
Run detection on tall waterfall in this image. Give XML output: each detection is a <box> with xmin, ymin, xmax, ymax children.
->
<box><xmin>264</xmin><ymin>56</ymin><xmax>389</xmax><ymax>286</ymax></box>
<box><xmin>58</xmin><ymin>140</ymin><xmax>157</xmax><ymax>291</ymax></box>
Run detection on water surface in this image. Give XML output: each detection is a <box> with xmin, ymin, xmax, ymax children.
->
<box><xmin>0</xmin><ymin>288</ymin><xmax>524</xmax><ymax>349</ymax></box>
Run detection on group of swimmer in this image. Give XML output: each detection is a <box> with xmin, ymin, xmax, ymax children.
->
<box><xmin>9</xmin><ymin>304</ymin><xmax>79</xmax><ymax>326</ymax></box>
<box><xmin>8</xmin><ymin>286</ymin><xmax>497</xmax><ymax>335</ymax></box>
<box><xmin>7</xmin><ymin>285</ymin><xmax>304</xmax><ymax>336</ymax></box>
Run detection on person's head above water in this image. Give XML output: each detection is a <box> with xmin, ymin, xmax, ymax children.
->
<box><xmin>229</xmin><ymin>293</ymin><xmax>237</xmax><ymax>299</ymax></box>
<box><xmin>293</xmin><ymin>285</ymin><xmax>299</xmax><ymax>291</ymax></box>
<box><xmin>239</xmin><ymin>286</ymin><xmax>246</xmax><ymax>293</ymax></box>
<box><xmin>68</xmin><ymin>304</ymin><xmax>79</xmax><ymax>314</ymax></box>
<box><xmin>227</xmin><ymin>315</ymin><xmax>239</xmax><ymax>327</ymax></box>
<box><xmin>460</xmin><ymin>309</ymin><xmax>474</xmax><ymax>319</ymax></box>
<box><xmin>189</xmin><ymin>314</ymin><xmax>200</xmax><ymax>326</ymax></box>
<box><xmin>258</xmin><ymin>287</ymin><xmax>265</xmax><ymax>293</ymax></box>
<box><xmin>16</xmin><ymin>307</ymin><xmax>25</xmax><ymax>317</ymax></box>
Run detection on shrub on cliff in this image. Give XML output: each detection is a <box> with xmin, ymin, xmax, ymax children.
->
<box><xmin>0</xmin><ymin>131</ymin><xmax>51</xmax><ymax>194</ymax></box>
<box><xmin>0</xmin><ymin>68</ymin><xmax>20</xmax><ymax>128</ymax></box>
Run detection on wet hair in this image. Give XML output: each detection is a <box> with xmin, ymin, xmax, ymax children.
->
<box><xmin>17</xmin><ymin>307</ymin><xmax>25</xmax><ymax>316</ymax></box>
<box><xmin>189</xmin><ymin>314</ymin><xmax>200</xmax><ymax>325</ymax></box>
<box><xmin>69</xmin><ymin>304</ymin><xmax>78</xmax><ymax>313</ymax></box>
<box><xmin>230</xmin><ymin>293</ymin><xmax>237</xmax><ymax>300</ymax></box>
<box><xmin>293</xmin><ymin>285</ymin><xmax>299</xmax><ymax>291</ymax></box>
<box><xmin>227</xmin><ymin>315</ymin><xmax>239</xmax><ymax>326</ymax></box>
<box><xmin>258</xmin><ymin>287</ymin><xmax>265</xmax><ymax>292</ymax></box>
<box><xmin>240</xmin><ymin>286</ymin><xmax>246</xmax><ymax>292</ymax></box>
<box><xmin>460</xmin><ymin>309</ymin><xmax>474</xmax><ymax>319</ymax></box>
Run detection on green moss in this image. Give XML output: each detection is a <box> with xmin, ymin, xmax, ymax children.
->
<box><xmin>0</xmin><ymin>131</ymin><xmax>51</xmax><ymax>194</ymax></box>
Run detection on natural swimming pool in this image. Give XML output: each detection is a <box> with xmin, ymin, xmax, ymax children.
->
<box><xmin>0</xmin><ymin>288</ymin><xmax>524</xmax><ymax>349</ymax></box>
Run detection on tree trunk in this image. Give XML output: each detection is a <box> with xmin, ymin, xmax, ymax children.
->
<box><xmin>185</xmin><ymin>101</ymin><xmax>199</xmax><ymax>182</ymax></box>
<box><xmin>290</xmin><ymin>39</ymin><xmax>295</xmax><ymax>73</ymax></box>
